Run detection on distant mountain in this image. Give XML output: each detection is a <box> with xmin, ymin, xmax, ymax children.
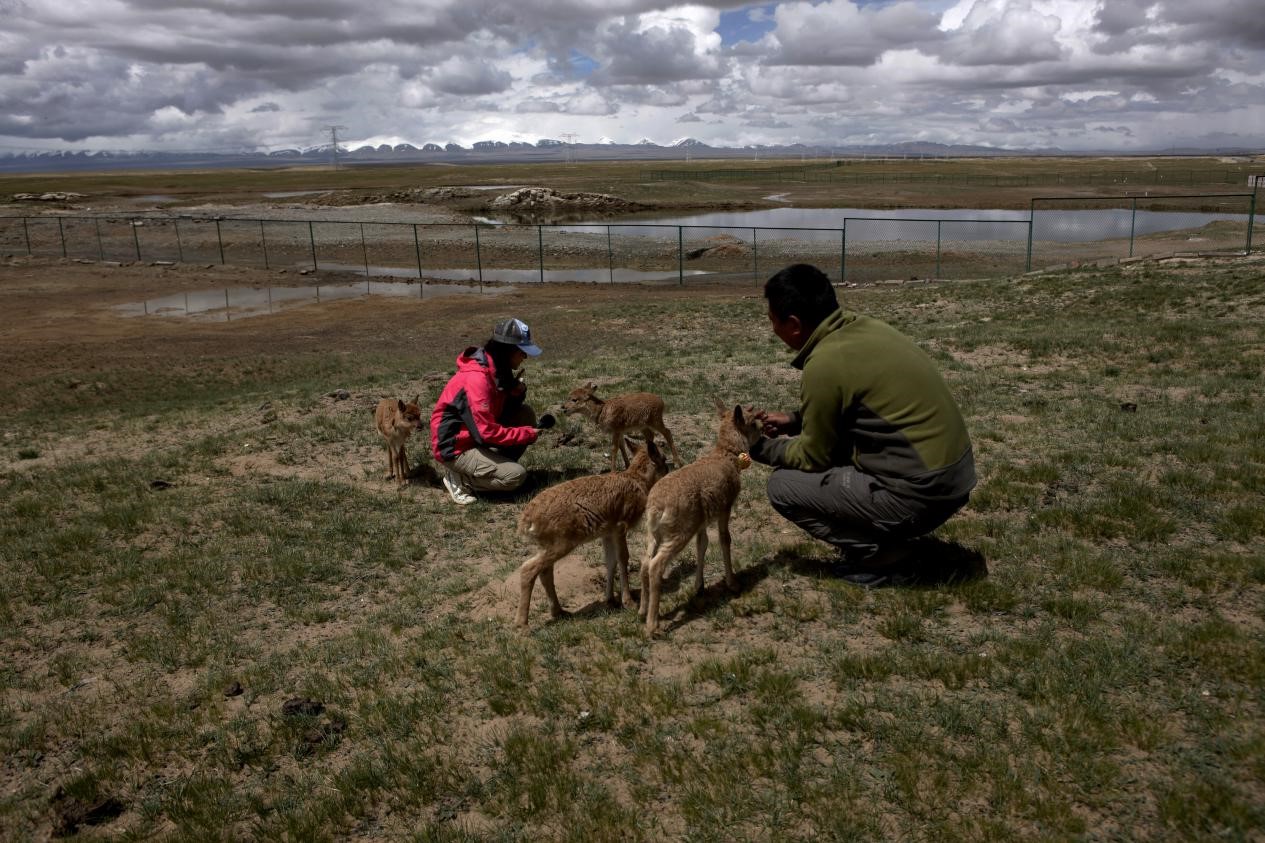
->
<box><xmin>2</xmin><ymin>138</ymin><xmax>1254</xmax><ymax>173</ymax></box>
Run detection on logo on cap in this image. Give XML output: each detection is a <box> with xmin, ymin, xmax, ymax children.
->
<box><xmin>492</xmin><ymin>318</ymin><xmax>542</xmax><ymax>356</ymax></box>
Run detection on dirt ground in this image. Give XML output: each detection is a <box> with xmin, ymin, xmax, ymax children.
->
<box><xmin>0</xmin><ymin>255</ymin><xmax>749</xmax><ymax>389</ymax></box>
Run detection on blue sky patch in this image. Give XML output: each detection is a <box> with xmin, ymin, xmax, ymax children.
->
<box><xmin>717</xmin><ymin>4</ymin><xmax>777</xmax><ymax>47</ymax></box>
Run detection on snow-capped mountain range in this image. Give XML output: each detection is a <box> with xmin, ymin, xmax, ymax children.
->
<box><xmin>6</xmin><ymin>136</ymin><xmax>1225</xmax><ymax>174</ymax></box>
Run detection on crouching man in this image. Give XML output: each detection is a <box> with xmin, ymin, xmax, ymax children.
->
<box><xmin>750</xmin><ymin>264</ymin><xmax>976</xmax><ymax>583</ymax></box>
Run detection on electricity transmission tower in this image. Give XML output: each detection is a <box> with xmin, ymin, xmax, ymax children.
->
<box><xmin>560</xmin><ymin>132</ymin><xmax>577</xmax><ymax>163</ymax></box>
<box><xmin>326</xmin><ymin>125</ymin><xmax>348</xmax><ymax>169</ymax></box>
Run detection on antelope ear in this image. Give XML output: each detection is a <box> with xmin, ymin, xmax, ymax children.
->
<box><xmin>397</xmin><ymin>399</ymin><xmax>406</xmax><ymax>412</ymax></box>
<box><xmin>413</xmin><ymin>394</ymin><xmax>420</xmax><ymax>405</ymax></box>
<box><xmin>711</xmin><ymin>396</ymin><xmax>726</xmax><ymax>414</ymax></box>
<box><xmin>622</xmin><ymin>435</ymin><xmax>636</xmax><ymax>451</ymax></box>
<box><xmin>585</xmin><ymin>381</ymin><xmax>596</xmax><ymax>390</ymax></box>
<box><xmin>732</xmin><ymin>404</ymin><xmax>744</xmax><ymax>425</ymax></box>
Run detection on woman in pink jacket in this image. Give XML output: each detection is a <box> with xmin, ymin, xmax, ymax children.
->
<box><xmin>430</xmin><ymin>317</ymin><xmax>553</xmax><ymax>505</ymax></box>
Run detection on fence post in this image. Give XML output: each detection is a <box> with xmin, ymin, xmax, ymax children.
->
<box><xmin>841</xmin><ymin>222</ymin><xmax>847</xmax><ymax>283</ymax></box>
<box><xmin>474</xmin><ymin>224</ymin><xmax>483</xmax><ymax>291</ymax></box>
<box><xmin>752</xmin><ymin>227</ymin><xmax>758</xmax><ymax>285</ymax></box>
<box><xmin>22</xmin><ymin>217</ymin><xmax>31</xmax><ymax>255</ymax></box>
<box><xmin>214</xmin><ymin>219</ymin><xmax>224</xmax><ymax>265</ymax></box>
<box><xmin>308</xmin><ymin>221</ymin><xmax>317</xmax><ymax>271</ymax></box>
<box><xmin>936</xmin><ymin>220</ymin><xmax>942</xmax><ymax>279</ymax></box>
<box><xmin>260</xmin><ymin>219</ymin><xmax>269</xmax><ymax>269</ymax></box>
<box><xmin>132</xmin><ymin>220</ymin><xmax>142</xmax><ymax>262</ymax></box>
<box><xmin>1246</xmin><ymin>190</ymin><xmax>1257</xmax><ymax>255</ymax></box>
<box><xmin>677</xmin><ymin>226</ymin><xmax>683</xmax><ymax>286</ymax></box>
<box><xmin>413</xmin><ymin>224</ymin><xmax>423</xmax><ymax>298</ymax></box>
<box><xmin>1025</xmin><ymin>200</ymin><xmax>1035</xmax><ymax>272</ymax></box>
<box><xmin>1128</xmin><ymin>197</ymin><xmax>1137</xmax><ymax>258</ymax></box>
<box><xmin>95</xmin><ymin>218</ymin><xmax>104</xmax><ymax>261</ymax></box>
<box><xmin>58</xmin><ymin>217</ymin><xmax>67</xmax><ymax>258</ymax></box>
<box><xmin>360</xmin><ymin>222</ymin><xmax>369</xmax><ymax>277</ymax></box>
<box><xmin>538</xmin><ymin>225</ymin><xmax>544</xmax><ymax>284</ymax></box>
<box><xmin>174</xmin><ymin>219</ymin><xmax>184</xmax><ymax>263</ymax></box>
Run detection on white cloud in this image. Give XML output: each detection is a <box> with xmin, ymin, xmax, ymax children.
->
<box><xmin>0</xmin><ymin>0</ymin><xmax>1260</xmax><ymax>153</ymax></box>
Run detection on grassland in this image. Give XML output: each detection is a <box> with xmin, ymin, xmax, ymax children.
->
<box><xmin>2</xmin><ymin>153</ymin><xmax>1261</xmax><ymax>212</ymax></box>
<box><xmin>1</xmin><ymin>238</ymin><xmax>1263</xmax><ymax>839</ymax></box>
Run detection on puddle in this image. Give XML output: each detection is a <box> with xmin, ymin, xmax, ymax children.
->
<box><xmin>262</xmin><ymin>190</ymin><xmax>329</xmax><ymax>198</ymax></box>
<box><xmin>765</xmin><ymin>193</ymin><xmax>792</xmax><ymax>203</ymax></box>
<box><xmin>115</xmin><ymin>280</ymin><xmax>508</xmax><ymax>321</ymax></box>
<box><xmin>318</xmin><ymin>263</ymin><xmax>710</xmax><ymax>284</ymax></box>
<box><xmin>134</xmin><ymin>194</ymin><xmax>178</xmax><ymax>203</ymax></box>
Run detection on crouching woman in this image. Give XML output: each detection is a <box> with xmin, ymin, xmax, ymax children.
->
<box><xmin>431</xmin><ymin>317</ymin><xmax>551</xmax><ymax>505</ymax></box>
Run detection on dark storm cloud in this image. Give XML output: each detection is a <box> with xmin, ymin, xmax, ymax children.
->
<box><xmin>1092</xmin><ymin>0</ymin><xmax>1152</xmax><ymax>37</ymax></box>
<box><xmin>1159</xmin><ymin>0</ymin><xmax>1265</xmax><ymax>49</ymax></box>
<box><xmin>515</xmin><ymin>99</ymin><xmax>565</xmax><ymax>113</ymax></box>
<box><xmin>589</xmin><ymin>19</ymin><xmax>724</xmax><ymax>85</ymax></box>
<box><xmin>429</xmin><ymin>59</ymin><xmax>513</xmax><ymax>96</ymax></box>
<box><xmin>765</xmin><ymin>0</ymin><xmax>942</xmax><ymax>66</ymax></box>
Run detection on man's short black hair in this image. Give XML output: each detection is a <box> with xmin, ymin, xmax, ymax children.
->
<box><xmin>764</xmin><ymin>263</ymin><xmax>839</xmax><ymax>332</ymax></box>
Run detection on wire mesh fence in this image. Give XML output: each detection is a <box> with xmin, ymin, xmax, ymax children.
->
<box><xmin>1</xmin><ymin>192</ymin><xmax>1257</xmax><ymax>292</ymax></box>
<box><xmin>1029</xmin><ymin>194</ymin><xmax>1257</xmax><ymax>269</ymax></box>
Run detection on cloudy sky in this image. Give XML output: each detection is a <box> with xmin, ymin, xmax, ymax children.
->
<box><xmin>2</xmin><ymin>0</ymin><xmax>1262</xmax><ymax>154</ymax></box>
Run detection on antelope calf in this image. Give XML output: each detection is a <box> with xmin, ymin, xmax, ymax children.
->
<box><xmin>374</xmin><ymin>396</ymin><xmax>424</xmax><ymax>484</ymax></box>
<box><xmin>639</xmin><ymin>399</ymin><xmax>762</xmax><ymax>636</ymax></box>
<box><xmin>561</xmin><ymin>382</ymin><xmax>682</xmax><ymax>472</ymax></box>
<box><xmin>516</xmin><ymin>439</ymin><xmax>670</xmax><ymax>630</ymax></box>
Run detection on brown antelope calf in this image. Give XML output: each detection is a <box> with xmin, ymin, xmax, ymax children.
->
<box><xmin>639</xmin><ymin>399</ymin><xmax>762</xmax><ymax>636</ymax></box>
<box><xmin>374</xmin><ymin>396</ymin><xmax>424</xmax><ymax>484</ymax></box>
<box><xmin>516</xmin><ymin>439</ymin><xmax>670</xmax><ymax>630</ymax></box>
<box><xmin>561</xmin><ymin>382</ymin><xmax>682</xmax><ymax>472</ymax></box>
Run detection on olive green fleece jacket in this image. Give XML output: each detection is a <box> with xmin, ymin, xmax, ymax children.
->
<box><xmin>750</xmin><ymin>308</ymin><xmax>976</xmax><ymax>502</ymax></box>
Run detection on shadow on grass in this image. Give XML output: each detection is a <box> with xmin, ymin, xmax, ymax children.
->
<box><xmin>653</xmin><ymin>535</ymin><xmax>988</xmax><ymax>633</ymax></box>
<box><xmin>402</xmin><ymin>463</ymin><xmax>592</xmax><ymax>500</ymax></box>
<box><xmin>782</xmin><ymin>536</ymin><xmax>990</xmax><ymax>588</ymax></box>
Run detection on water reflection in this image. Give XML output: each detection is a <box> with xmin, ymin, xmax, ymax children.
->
<box><xmin>261</xmin><ymin>190</ymin><xmax>330</xmax><ymax>198</ymax></box>
<box><xmin>116</xmin><ymin>279</ymin><xmax>507</xmax><ymax>321</ymax></box>
<box><xmin>317</xmin><ymin>263</ymin><xmax>710</xmax><ymax>284</ymax></box>
<box><xmin>537</xmin><ymin>206</ymin><xmax>1250</xmax><ymax>243</ymax></box>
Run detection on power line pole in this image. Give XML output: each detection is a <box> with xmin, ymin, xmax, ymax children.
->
<box><xmin>326</xmin><ymin>125</ymin><xmax>348</xmax><ymax>169</ymax></box>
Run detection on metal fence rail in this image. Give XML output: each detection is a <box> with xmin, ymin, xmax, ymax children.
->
<box><xmin>1</xmin><ymin>192</ymin><xmax>1257</xmax><ymax>288</ymax></box>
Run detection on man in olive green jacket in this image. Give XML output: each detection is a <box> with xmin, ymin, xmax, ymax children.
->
<box><xmin>750</xmin><ymin>264</ymin><xmax>975</xmax><ymax>579</ymax></box>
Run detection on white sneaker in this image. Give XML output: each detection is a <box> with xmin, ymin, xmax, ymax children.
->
<box><xmin>442</xmin><ymin>468</ymin><xmax>477</xmax><ymax>505</ymax></box>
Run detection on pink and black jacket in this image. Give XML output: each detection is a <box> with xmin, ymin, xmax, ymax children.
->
<box><xmin>430</xmin><ymin>347</ymin><xmax>538</xmax><ymax>462</ymax></box>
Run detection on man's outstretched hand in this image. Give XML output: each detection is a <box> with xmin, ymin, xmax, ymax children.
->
<box><xmin>535</xmin><ymin>413</ymin><xmax>556</xmax><ymax>430</ymax></box>
<box><xmin>752</xmin><ymin>409</ymin><xmax>794</xmax><ymax>437</ymax></box>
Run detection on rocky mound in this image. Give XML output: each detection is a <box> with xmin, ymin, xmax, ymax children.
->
<box><xmin>12</xmin><ymin>192</ymin><xmax>87</xmax><ymax>202</ymax></box>
<box><xmin>488</xmin><ymin>187</ymin><xmax>645</xmax><ymax>215</ymax></box>
<box><xmin>685</xmin><ymin>234</ymin><xmax>751</xmax><ymax>260</ymax></box>
<box><xmin>308</xmin><ymin>186</ymin><xmax>476</xmax><ymax>207</ymax></box>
